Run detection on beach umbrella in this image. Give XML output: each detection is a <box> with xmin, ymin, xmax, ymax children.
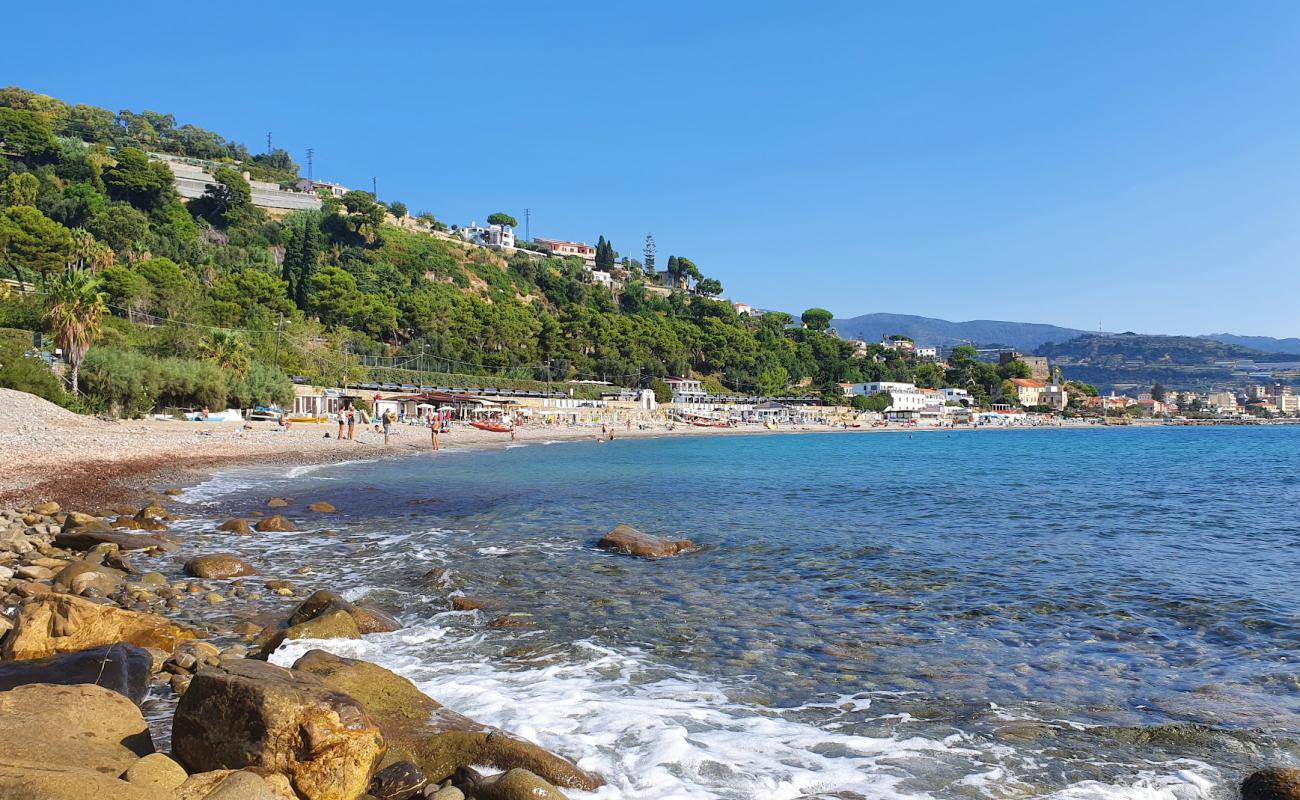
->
<box><xmin>416</xmin><ymin>403</ymin><xmax>435</xmax><ymax>409</ymax></box>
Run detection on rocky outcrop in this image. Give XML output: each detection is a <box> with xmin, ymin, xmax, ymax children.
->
<box><xmin>254</xmin><ymin>588</ymin><xmax>403</xmax><ymax>658</ymax></box>
<box><xmin>452</xmin><ymin>767</ymin><xmax>568</xmax><ymax>800</ymax></box>
<box><xmin>1243</xmin><ymin>768</ymin><xmax>1300</xmax><ymax>800</ymax></box>
<box><xmin>184</xmin><ymin>553</ymin><xmax>258</xmax><ymax>579</ymax></box>
<box><xmin>1</xmin><ymin>593</ymin><xmax>195</xmax><ymax>659</ymax></box>
<box><xmin>293</xmin><ymin>649</ymin><xmax>601</xmax><ymax>791</ymax></box>
<box><xmin>0</xmin><ymin>643</ymin><xmax>152</xmax><ymax>704</ymax></box>
<box><xmin>54</xmin><ymin>526</ymin><xmax>177</xmax><ymax>552</ymax></box>
<box><xmin>597</xmin><ymin>523</ymin><xmax>694</xmax><ymax>559</ymax></box>
<box><xmin>255</xmin><ymin>515</ymin><xmax>296</xmax><ymax>532</ymax></box>
<box><xmin>172</xmin><ymin>658</ymin><xmax>386</xmax><ymax>800</ymax></box>
<box><xmin>289</xmin><ymin>590</ymin><xmax>401</xmax><ymax>634</ymax></box>
<box><xmin>0</xmin><ymin>683</ymin><xmax>158</xmax><ymax>799</ymax></box>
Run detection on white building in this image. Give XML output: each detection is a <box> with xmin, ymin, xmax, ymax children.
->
<box><xmin>915</xmin><ymin>346</ymin><xmax>939</xmax><ymax>361</ymax></box>
<box><xmin>843</xmin><ymin>381</ymin><xmax>930</xmax><ymax>412</ymax></box>
<box><xmin>938</xmin><ymin>387</ymin><xmax>972</xmax><ymax>405</ymax></box>
<box><xmin>664</xmin><ymin>377</ymin><xmax>706</xmax><ymax>403</ymax></box>
<box><xmin>295</xmin><ymin>179</ymin><xmax>350</xmax><ymax>199</ymax></box>
<box><xmin>457</xmin><ymin>221</ymin><xmax>515</xmax><ymax>249</ymax></box>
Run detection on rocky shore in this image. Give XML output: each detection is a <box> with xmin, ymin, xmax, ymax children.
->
<box><xmin>0</xmin><ymin>493</ymin><xmax>634</xmax><ymax>800</ymax></box>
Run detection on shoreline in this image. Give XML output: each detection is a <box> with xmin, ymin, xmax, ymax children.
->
<box><xmin>0</xmin><ymin>387</ymin><xmax>1278</xmax><ymax>511</ymax></box>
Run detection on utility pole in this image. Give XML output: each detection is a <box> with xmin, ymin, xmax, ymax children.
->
<box><xmin>545</xmin><ymin>358</ymin><xmax>552</xmax><ymax>397</ymax></box>
<box><xmin>266</xmin><ymin>132</ymin><xmax>272</xmax><ymax>153</ymax></box>
<box><xmin>273</xmin><ymin>313</ymin><xmax>284</xmax><ymax>370</ymax></box>
<box><xmin>524</xmin><ymin>208</ymin><xmax>531</xmax><ymax>242</ymax></box>
<box><xmin>306</xmin><ymin>149</ymin><xmax>314</xmax><ymax>182</ymax></box>
<box><xmin>372</xmin><ymin>176</ymin><xmax>378</xmax><ymax>198</ymax></box>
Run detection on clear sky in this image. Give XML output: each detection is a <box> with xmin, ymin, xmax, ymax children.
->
<box><xmin>4</xmin><ymin>1</ymin><xmax>1299</xmax><ymax>337</ymax></box>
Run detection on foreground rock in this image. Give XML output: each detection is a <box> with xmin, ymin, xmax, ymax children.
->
<box><xmin>173</xmin><ymin>658</ymin><xmax>386</xmax><ymax>800</ymax></box>
<box><xmin>0</xmin><ymin>683</ymin><xmax>158</xmax><ymax>799</ymax></box>
<box><xmin>294</xmin><ymin>649</ymin><xmax>601</xmax><ymax>791</ymax></box>
<box><xmin>0</xmin><ymin>643</ymin><xmax>152</xmax><ymax>704</ymax></box>
<box><xmin>368</xmin><ymin>761</ymin><xmax>427</xmax><ymax>800</ymax></box>
<box><xmin>217</xmin><ymin>518</ymin><xmax>252</xmax><ymax>535</ymax></box>
<box><xmin>290</xmin><ymin>589</ymin><xmax>401</xmax><ymax>634</ymax></box>
<box><xmin>1</xmin><ymin>593</ymin><xmax>195</xmax><ymax>659</ymax></box>
<box><xmin>452</xmin><ymin>767</ymin><xmax>569</xmax><ymax>800</ymax></box>
<box><xmin>184</xmin><ymin>553</ymin><xmax>258</xmax><ymax>579</ymax></box>
<box><xmin>1243</xmin><ymin>768</ymin><xmax>1300</xmax><ymax>800</ymax></box>
<box><xmin>597</xmin><ymin>523</ymin><xmax>694</xmax><ymax>559</ymax></box>
<box><xmin>54</xmin><ymin>527</ymin><xmax>177</xmax><ymax>551</ymax></box>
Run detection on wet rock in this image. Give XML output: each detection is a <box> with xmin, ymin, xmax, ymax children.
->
<box><xmin>256</xmin><ymin>608</ymin><xmax>362</xmax><ymax>657</ymax></box>
<box><xmin>267</xmin><ymin>497</ymin><xmax>290</xmax><ymax>508</ymax></box>
<box><xmin>0</xmin><ymin>683</ymin><xmax>155</xmax><ymax>796</ymax></box>
<box><xmin>290</xmin><ymin>589</ymin><xmax>402</xmax><ymax>634</ymax></box>
<box><xmin>255</xmin><ymin>515</ymin><xmax>296</xmax><ymax>532</ymax></box>
<box><xmin>123</xmin><ymin>752</ymin><xmax>188</xmax><ymax>792</ymax></box>
<box><xmin>489</xmin><ymin>614</ymin><xmax>535</xmax><ymax>630</ymax></box>
<box><xmin>55</xmin><ymin>527</ymin><xmax>177</xmax><ymax>552</ymax></box>
<box><xmin>596</xmin><ymin>524</ymin><xmax>694</xmax><ymax>559</ymax></box>
<box><xmin>112</xmin><ymin>515</ymin><xmax>168</xmax><ymax>531</ymax></box>
<box><xmin>266</xmin><ymin>579</ymin><xmax>297</xmax><ymax>595</ymax></box>
<box><xmin>164</xmin><ymin>487</ymin><xmax>183</xmax><ymax>496</ymax></box>
<box><xmin>450</xmin><ymin>596</ymin><xmax>491</xmax><ymax>611</ymax></box>
<box><xmin>308</xmin><ymin>501</ymin><xmax>337</xmax><ymax>513</ymax></box>
<box><xmin>30</xmin><ymin>501</ymin><xmax>60</xmax><ymax>515</ymax></box>
<box><xmin>0</xmin><ymin>643</ymin><xmax>152</xmax><ymax>704</ymax></box>
<box><xmin>1</xmin><ymin>592</ymin><xmax>196</xmax><ymax>659</ymax></box>
<box><xmin>217</xmin><ymin>518</ymin><xmax>253</xmax><ymax>535</ymax></box>
<box><xmin>1243</xmin><ymin>768</ymin><xmax>1300</xmax><ymax>800</ymax></box>
<box><xmin>173</xmin><ymin>658</ymin><xmax>386</xmax><ymax>800</ymax></box>
<box><xmin>369</xmin><ymin>760</ymin><xmax>427</xmax><ymax>800</ymax></box>
<box><xmin>185</xmin><ymin>553</ymin><xmax>258</xmax><ymax>579</ymax></box>
<box><xmin>293</xmin><ymin>649</ymin><xmax>601</xmax><ymax>791</ymax></box>
<box><xmin>451</xmin><ymin>766</ymin><xmax>568</xmax><ymax>800</ymax></box>
<box><xmin>1094</xmin><ymin>722</ymin><xmax>1253</xmax><ymax>752</ymax></box>
<box><xmin>62</xmin><ymin>510</ymin><xmax>110</xmax><ymax>531</ymax></box>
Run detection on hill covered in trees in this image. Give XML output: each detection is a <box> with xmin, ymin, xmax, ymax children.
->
<box><xmin>832</xmin><ymin>312</ymin><xmax>1092</xmax><ymax>351</ymax></box>
<box><xmin>1034</xmin><ymin>332</ymin><xmax>1298</xmax><ymax>365</ymax></box>
<box><xmin>0</xmin><ymin>86</ymin><xmax>989</xmax><ymax>414</ymax></box>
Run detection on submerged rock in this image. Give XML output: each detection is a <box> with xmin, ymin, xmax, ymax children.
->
<box><xmin>289</xmin><ymin>589</ymin><xmax>401</xmax><ymax>634</ymax></box>
<box><xmin>267</xmin><ymin>497</ymin><xmax>290</xmax><ymax>508</ymax></box>
<box><xmin>1</xmin><ymin>593</ymin><xmax>195</xmax><ymax>659</ymax></box>
<box><xmin>185</xmin><ymin>553</ymin><xmax>258</xmax><ymax>579</ymax></box>
<box><xmin>0</xmin><ymin>643</ymin><xmax>152</xmax><ymax>705</ymax></box>
<box><xmin>217</xmin><ymin>518</ymin><xmax>253</xmax><ymax>535</ymax></box>
<box><xmin>597</xmin><ymin>523</ymin><xmax>694</xmax><ymax>559</ymax></box>
<box><xmin>255</xmin><ymin>515</ymin><xmax>296</xmax><ymax>532</ymax></box>
<box><xmin>293</xmin><ymin>649</ymin><xmax>602</xmax><ymax>791</ymax></box>
<box><xmin>308</xmin><ymin>501</ymin><xmax>336</xmax><ymax>513</ymax></box>
<box><xmin>173</xmin><ymin>658</ymin><xmax>386</xmax><ymax>800</ymax></box>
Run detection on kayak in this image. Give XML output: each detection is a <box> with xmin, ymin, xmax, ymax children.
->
<box><xmin>286</xmin><ymin>416</ymin><xmax>327</xmax><ymax>423</ymax></box>
<box><xmin>470</xmin><ymin>421</ymin><xmax>514</xmax><ymax>433</ymax></box>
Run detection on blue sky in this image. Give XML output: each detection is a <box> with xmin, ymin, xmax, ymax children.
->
<box><xmin>5</xmin><ymin>1</ymin><xmax>1300</xmax><ymax>337</ymax></box>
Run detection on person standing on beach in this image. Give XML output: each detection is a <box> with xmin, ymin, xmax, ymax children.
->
<box><xmin>346</xmin><ymin>408</ymin><xmax>356</xmax><ymax>441</ymax></box>
<box><xmin>430</xmin><ymin>419</ymin><xmax>440</xmax><ymax>451</ymax></box>
<box><xmin>382</xmin><ymin>410</ymin><xmax>394</xmax><ymax>445</ymax></box>
<box><xmin>336</xmin><ymin>413</ymin><xmax>344</xmax><ymax>441</ymax></box>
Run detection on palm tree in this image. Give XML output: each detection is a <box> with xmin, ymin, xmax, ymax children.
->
<box><xmin>200</xmin><ymin>330</ymin><xmax>252</xmax><ymax>375</ymax></box>
<box><xmin>68</xmin><ymin>228</ymin><xmax>115</xmax><ymax>272</ymax></box>
<box><xmin>43</xmin><ymin>268</ymin><xmax>107</xmax><ymax>395</ymax></box>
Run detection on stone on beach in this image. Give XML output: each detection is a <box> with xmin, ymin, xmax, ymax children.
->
<box><xmin>123</xmin><ymin>753</ymin><xmax>188</xmax><ymax>793</ymax></box>
<box><xmin>217</xmin><ymin>517</ymin><xmax>253</xmax><ymax>534</ymax></box>
<box><xmin>0</xmin><ymin>643</ymin><xmax>152</xmax><ymax>704</ymax></box>
<box><xmin>308</xmin><ymin>501</ymin><xmax>336</xmax><ymax>512</ymax></box>
<box><xmin>452</xmin><ymin>766</ymin><xmax>569</xmax><ymax>800</ymax></box>
<box><xmin>175</xmin><ymin>769</ymin><xmax>284</xmax><ymax>800</ymax></box>
<box><xmin>52</xmin><ymin>559</ymin><xmax>128</xmax><ymax>595</ymax></box>
<box><xmin>0</xmin><ymin>683</ymin><xmax>157</xmax><ymax>799</ymax></box>
<box><xmin>0</xmin><ymin>592</ymin><xmax>195</xmax><ymax>659</ymax></box>
<box><xmin>184</xmin><ymin>553</ymin><xmax>258</xmax><ymax>579</ymax></box>
<box><xmin>597</xmin><ymin>523</ymin><xmax>694</xmax><ymax>559</ymax></box>
<box><xmin>172</xmin><ymin>658</ymin><xmax>386</xmax><ymax>800</ymax></box>
<box><xmin>255</xmin><ymin>514</ymin><xmax>297</xmax><ymax>532</ymax></box>
<box><xmin>267</xmin><ymin>497</ymin><xmax>290</xmax><ymax>508</ymax></box>
<box><xmin>54</xmin><ymin>526</ymin><xmax>177</xmax><ymax>552</ymax></box>
<box><xmin>368</xmin><ymin>760</ymin><xmax>428</xmax><ymax>800</ymax></box>
<box><xmin>254</xmin><ymin>588</ymin><xmax>400</xmax><ymax>657</ymax></box>
<box><xmin>289</xmin><ymin>589</ymin><xmax>402</xmax><ymax>634</ymax></box>
<box><xmin>293</xmin><ymin>649</ymin><xmax>602</xmax><ymax>791</ymax></box>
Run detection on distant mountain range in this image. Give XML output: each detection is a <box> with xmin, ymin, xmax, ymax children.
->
<box><xmin>831</xmin><ymin>312</ymin><xmax>1300</xmax><ymax>357</ymax></box>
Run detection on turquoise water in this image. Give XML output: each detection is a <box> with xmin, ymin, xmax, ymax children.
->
<box><xmin>178</xmin><ymin>427</ymin><xmax>1300</xmax><ymax>799</ymax></box>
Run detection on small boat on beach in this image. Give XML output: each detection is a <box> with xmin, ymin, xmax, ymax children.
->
<box><xmin>470</xmin><ymin>421</ymin><xmax>514</xmax><ymax>433</ymax></box>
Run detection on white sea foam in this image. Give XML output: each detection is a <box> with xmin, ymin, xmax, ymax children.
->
<box><xmin>477</xmin><ymin>546</ymin><xmax>512</xmax><ymax>555</ymax></box>
<box><xmin>267</xmin><ymin>631</ymin><xmax>1222</xmax><ymax>800</ymax></box>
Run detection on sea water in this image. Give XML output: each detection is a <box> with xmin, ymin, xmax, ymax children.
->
<box><xmin>172</xmin><ymin>427</ymin><xmax>1300</xmax><ymax>799</ymax></box>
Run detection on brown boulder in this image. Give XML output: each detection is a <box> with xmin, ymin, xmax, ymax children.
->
<box><xmin>1</xmin><ymin>593</ymin><xmax>195</xmax><ymax>660</ymax></box>
<box><xmin>30</xmin><ymin>501</ymin><xmax>60</xmax><ymax>515</ymax></box>
<box><xmin>52</xmin><ymin>560</ymin><xmax>128</xmax><ymax>595</ymax></box>
<box><xmin>1243</xmin><ymin>769</ymin><xmax>1300</xmax><ymax>800</ymax></box>
<box><xmin>293</xmin><ymin>649</ymin><xmax>601</xmax><ymax>791</ymax></box>
<box><xmin>0</xmin><ymin>683</ymin><xmax>156</xmax><ymax>797</ymax></box>
<box><xmin>173</xmin><ymin>658</ymin><xmax>386</xmax><ymax>800</ymax></box>
<box><xmin>369</xmin><ymin>761</ymin><xmax>427</xmax><ymax>800</ymax></box>
<box><xmin>308</xmin><ymin>501</ymin><xmax>337</xmax><ymax>513</ymax></box>
<box><xmin>217</xmin><ymin>518</ymin><xmax>253</xmax><ymax>535</ymax></box>
<box><xmin>256</xmin><ymin>515</ymin><xmax>296</xmax><ymax>532</ymax></box>
<box><xmin>112</xmin><ymin>515</ymin><xmax>168</xmax><ymax>531</ymax></box>
<box><xmin>596</xmin><ymin>524</ymin><xmax>693</xmax><ymax>559</ymax></box>
<box><xmin>185</xmin><ymin>553</ymin><xmax>258</xmax><ymax>579</ymax></box>
<box><xmin>267</xmin><ymin>497</ymin><xmax>290</xmax><ymax>508</ymax></box>
<box><xmin>123</xmin><ymin>753</ymin><xmax>188</xmax><ymax>793</ymax></box>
